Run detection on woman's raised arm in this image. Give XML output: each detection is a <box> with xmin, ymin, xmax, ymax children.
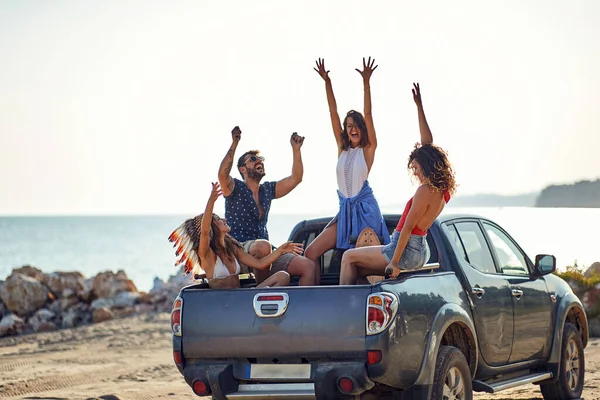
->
<box><xmin>314</xmin><ymin>58</ymin><xmax>343</xmax><ymax>152</ymax></box>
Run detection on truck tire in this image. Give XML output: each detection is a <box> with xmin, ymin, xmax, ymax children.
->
<box><xmin>430</xmin><ymin>346</ymin><xmax>472</xmax><ymax>400</ymax></box>
<box><xmin>540</xmin><ymin>322</ymin><xmax>585</xmax><ymax>400</ymax></box>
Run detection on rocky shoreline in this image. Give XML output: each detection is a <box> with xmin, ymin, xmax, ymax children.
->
<box><xmin>2</xmin><ymin>262</ymin><xmax>600</xmax><ymax>338</ymax></box>
<box><xmin>0</xmin><ymin>265</ymin><xmax>190</xmax><ymax>337</ymax></box>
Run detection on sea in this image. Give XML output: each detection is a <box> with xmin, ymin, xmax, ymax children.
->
<box><xmin>0</xmin><ymin>207</ymin><xmax>598</xmax><ymax>292</ymax></box>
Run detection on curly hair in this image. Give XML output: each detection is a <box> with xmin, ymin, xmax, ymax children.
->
<box><xmin>340</xmin><ymin>110</ymin><xmax>370</xmax><ymax>149</ymax></box>
<box><xmin>408</xmin><ymin>143</ymin><xmax>457</xmax><ymax>196</ymax></box>
<box><xmin>185</xmin><ymin>214</ymin><xmax>242</xmax><ymax>261</ymax></box>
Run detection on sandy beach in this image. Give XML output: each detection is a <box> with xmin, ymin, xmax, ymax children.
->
<box><xmin>0</xmin><ymin>312</ymin><xmax>597</xmax><ymax>400</ymax></box>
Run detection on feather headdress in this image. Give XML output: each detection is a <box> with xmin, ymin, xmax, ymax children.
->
<box><xmin>168</xmin><ymin>215</ymin><xmax>205</xmax><ymax>277</ymax></box>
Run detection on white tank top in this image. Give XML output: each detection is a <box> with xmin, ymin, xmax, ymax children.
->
<box><xmin>212</xmin><ymin>255</ymin><xmax>241</xmax><ymax>279</ymax></box>
<box><xmin>336</xmin><ymin>147</ymin><xmax>368</xmax><ymax>198</ymax></box>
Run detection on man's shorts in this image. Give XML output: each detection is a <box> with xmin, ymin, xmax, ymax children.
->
<box><xmin>239</xmin><ymin>240</ymin><xmax>295</xmax><ymax>275</ymax></box>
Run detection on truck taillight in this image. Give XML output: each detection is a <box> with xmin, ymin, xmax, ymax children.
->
<box><xmin>171</xmin><ymin>296</ymin><xmax>183</xmax><ymax>336</ymax></box>
<box><xmin>366</xmin><ymin>293</ymin><xmax>398</xmax><ymax>335</ymax></box>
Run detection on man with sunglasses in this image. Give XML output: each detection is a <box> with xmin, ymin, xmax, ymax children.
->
<box><xmin>217</xmin><ymin>126</ymin><xmax>317</xmax><ymax>286</ymax></box>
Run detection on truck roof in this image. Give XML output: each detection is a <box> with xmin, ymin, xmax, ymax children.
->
<box><xmin>298</xmin><ymin>212</ymin><xmax>492</xmax><ymax>227</ymax></box>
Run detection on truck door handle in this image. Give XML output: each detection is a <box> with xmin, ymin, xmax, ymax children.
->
<box><xmin>512</xmin><ymin>289</ymin><xmax>523</xmax><ymax>299</ymax></box>
<box><xmin>471</xmin><ymin>287</ymin><xmax>485</xmax><ymax>298</ymax></box>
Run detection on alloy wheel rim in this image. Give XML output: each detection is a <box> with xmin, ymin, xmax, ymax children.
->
<box><xmin>443</xmin><ymin>366</ymin><xmax>466</xmax><ymax>400</ymax></box>
<box><xmin>565</xmin><ymin>338</ymin><xmax>581</xmax><ymax>391</ymax></box>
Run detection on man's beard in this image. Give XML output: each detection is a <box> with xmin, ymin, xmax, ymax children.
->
<box><xmin>247</xmin><ymin>167</ymin><xmax>265</xmax><ymax>182</ymax></box>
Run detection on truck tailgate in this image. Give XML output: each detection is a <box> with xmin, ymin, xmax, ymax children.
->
<box><xmin>181</xmin><ymin>286</ymin><xmax>372</xmax><ymax>359</ymax></box>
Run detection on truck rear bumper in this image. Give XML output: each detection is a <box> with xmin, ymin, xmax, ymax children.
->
<box><xmin>183</xmin><ymin>361</ymin><xmax>374</xmax><ymax>399</ymax></box>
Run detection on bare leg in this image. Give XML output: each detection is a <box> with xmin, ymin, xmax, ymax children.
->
<box><xmin>247</xmin><ymin>239</ymin><xmax>273</xmax><ymax>284</ymax></box>
<box><xmin>304</xmin><ymin>222</ymin><xmax>338</xmax><ymax>285</ymax></box>
<box><xmin>287</xmin><ymin>255</ymin><xmax>317</xmax><ymax>286</ymax></box>
<box><xmin>340</xmin><ymin>246</ymin><xmax>388</xmax><ymax>285</ymax></box>
<box><xmin>257</xmin><ymin>271</ymin><xmax>290</xmax><ymax>287</ymax></box>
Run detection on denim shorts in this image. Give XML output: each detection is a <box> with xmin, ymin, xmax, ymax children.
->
<box><xmin>381</xmin><ymin>231</ymin><xmax>430</xmax><ymax>270</ymax></box>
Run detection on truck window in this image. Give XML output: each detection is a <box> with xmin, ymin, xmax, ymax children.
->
<box><xmin>454</xmin><ymin>222</ymin><xmax>498</xmax><ymax>274</ymax></box>
<box><xmin>323</xmin><ymin>249</ymin><xmax>344</xmax><ymax>274</ymax></box>
<box><xmin>443</xmin><ymin>223</ymin><xmax>468</xmax><ymax>261</ymax></box>
<box><xmin>482</xmin><ymin>223</ymin><xmax>530</xmax><ymax>275</ymax></box>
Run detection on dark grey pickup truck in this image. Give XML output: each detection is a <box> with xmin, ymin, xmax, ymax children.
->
<box><xmin>171</xmin><ymin>213</ymin><xmax>588</xmax><ymax>400</ymax></box>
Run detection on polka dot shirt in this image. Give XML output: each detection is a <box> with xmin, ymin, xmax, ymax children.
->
<box><xmin>225</xmin><ymin>178</ymin><xmax>277</xmax><ymax>242</ymax></box>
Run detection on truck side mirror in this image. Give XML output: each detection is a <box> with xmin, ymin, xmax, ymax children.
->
<box><xmin>532</xmin><ymin>254</ymin><xmax>556</xmax><ymax>278</ymax></box>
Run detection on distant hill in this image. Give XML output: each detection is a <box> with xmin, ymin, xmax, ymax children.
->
<box><xmin>535</xmin><ymin>179</ymin><xmax>600</xmax><ymax>208</ymax></box>
<box><xmin>449</xmin><ymin>192</ymin><xmax>539</xmax><ymax>207</ymax></box>
<box><xmin>389</xmin><ymin>178</ymin><xmax>600</xmax><ymax>208</ymax></box>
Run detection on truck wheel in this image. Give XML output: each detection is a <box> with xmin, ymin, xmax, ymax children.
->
<box><xmin>430</xmin><ymin>346</ymin><xmax>472</xmax><ymax>400</ymax></box>
<box><xmin>540</xmin><ymin>322</ymin><xmax>584</xmax><ymax>400</ymax></box>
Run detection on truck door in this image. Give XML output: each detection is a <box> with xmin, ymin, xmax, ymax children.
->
<box><xmin>444</xmin><ymin>221</ymin><xmax>514</xmax><ymax>366</ymax></box>
<box><xmin>481</xmin><ymin>222</ymin><xmax>552</xmax><ymax>363</ymax></box>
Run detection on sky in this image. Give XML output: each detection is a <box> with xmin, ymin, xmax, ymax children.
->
<box><xmin>1</xmin><ymin>0</ymin><xmax>599</xmax><ymax>216</ymax></box>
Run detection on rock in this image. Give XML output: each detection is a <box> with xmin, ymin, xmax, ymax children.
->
<box><xmin>92</xmin><ymin>307</ymin><xmax>113</xmax><ymax>323</ymax></box>
<box><xmin>151</xmin><ymin>277</ymin><xmax>164</xmax><ymax>292</ymax></box>
<box><xmin>43</xmin><ymin>272</ymin><xmax>87</xmax><ymax>299</ymax></box>
<box><xmin>0</xmin><ymin>273</ymin><xmax>50</xmax><ymax>317</ymax></box>
<box><xmin>0</xmin><ymin>300</ymin><xmax>5</xmax><ymax>318</ymax></box>
<box><xmin>0</xmin><ymin>314</ymin><xmax>25</xmax><ymax>337</ymax></box>
<box><xmin>93</xmin><ymin>270</ymin><xmax>137</xmax><ymax>299</ymax></box>
<box><xmin>167</xmin><ymin>273</ymin><xmax>193</xmax><ymax>288</ymax></box>
<box><xmin>58</xmin><ymin>295</ymin><xmax>80</xmax><ymax>311</ymax></box>
<box><xmin>13</xmin><ymin>265</ymin><xmax>45</xmax><ymax>282</ymax></box>
<box><xmin>28</xmin><ymin>308</ymin><xmax>56</xmax><ymax>332</ymax></box>
<box><xmin>47</xmin><ymin>300</ymin><xmax>62</xmax><ymax>315</ymax></box>
<box><xmin>61</xmin><ymin>303</ymin><xmax>91</xmax><ymax>329</ymax></box>
<box><xmin>139</xmin><ymin>292</ymin><xmax>156</xmax><ymax>304</ymax></box>
<box><xmin>37</xmin><ymin>321</ymin><xmax>57</xmax><ymax>332</ymax></box>
<box><xmin>80</xmin><ymin>277</ymin><xmax>94</xmax><ymax>303</ymax></box>
<box><xmin>134</xmin><ymin>303</ymin><xmax>155</xmax><ymax>314</ymax></box>
<box><xmin>113</xmin><ymin>292</ymin><xmax>140</xmax><ymax>308</ymax></box>
<box><xmin>61</xmin><ymin>310</ymin><xmax>77</xmax><ymax>329</ymax></box>
<box><xmin>585</xmin><ymin>262</ymin><xmax>600</xmax><ymax>278</ymax></box>
<box><xmin>112</xmin><ymin>306</ymin><xmax>137</xmax><ymax>319</ymax></box>
<box><xmin>90</xmin><ymin>298</ymin><xmax>115</xmax><ymax>311</ymax></box>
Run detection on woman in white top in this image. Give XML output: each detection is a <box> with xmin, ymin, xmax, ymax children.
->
<box><xmin>305</xmin><ymin>58</ymin><xmax>389</xmax><ymax>284</ymax></box>
<box><xmin>169</xmin><ymin>182</ymin><xmax>303</xmax><ymax>288</ymax></box>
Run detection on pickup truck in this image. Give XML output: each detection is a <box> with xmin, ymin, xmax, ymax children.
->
<box><xmin>171</xmin><ymin>213</ymin><xmax>588</xmax><ymax>400</ymax></box>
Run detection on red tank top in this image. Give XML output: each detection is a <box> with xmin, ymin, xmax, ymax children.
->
<box><xmin>395</xmin><ymin>191</ymin><xmax>451</xmax><ymax>236</ymax></box>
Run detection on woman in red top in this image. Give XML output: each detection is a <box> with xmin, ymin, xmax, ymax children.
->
<box><xmin>339</xmin><ymin>83</ymin><xmax>457</xmax><ymax>285</ymax></box>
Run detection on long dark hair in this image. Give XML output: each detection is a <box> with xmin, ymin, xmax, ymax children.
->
<box><xmin>184</xmin><ymin>214</ymin><xmax>242</xmax><ymax>261</ymax></box>
<box><xmin>408</xmin><ymin>143</ymin><xmax>457</xmax><ymax>196</ymax></box>
<box><xmin>341</xmin><ymin>110</ymin><xmax>370</xmax><ymax>149</ymax></box>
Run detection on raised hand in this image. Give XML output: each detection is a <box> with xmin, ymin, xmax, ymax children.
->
<box><xmin>314</xmin><ymin>58</ymin><xmax>330</xmax><ymax>81</ymax></box>
<box><xmin>231</xmin><ymin>126</ymin><xmax>241</xmax><ymax>144</ymax></box>
<box><xmin>209</xmin><ymin>182</ymin><xmax>223</xmax><ymax>202</ymax></box>
<box><xmin>412</xmin><ymin>83</ymin><xmax>422</xmax><ymax>107</ymax></box>
<box><xmin>356</xmin><ymin>57</ymin><xmax>378</xmax><ymax>82</ymax></box>
<box><xmin>278</xmin><ymin>241</ymin><xmax>304</xmax><ymax>255</ymax></box>
<box><xmin>290</xmin><ymin>132</ymin><xmax>305</xmax><ymax>149</ymax></box>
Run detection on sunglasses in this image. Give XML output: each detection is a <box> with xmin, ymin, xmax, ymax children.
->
<box><xmin>244</xmin><ymin>155</ymin><xmax>265</xmax><ymax>165</ymax></box>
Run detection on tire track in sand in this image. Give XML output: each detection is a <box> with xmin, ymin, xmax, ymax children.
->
<box><xmin>0</xmin><ymin>365</ymin><xmax>128</xmax><ymax>398</ymax></box>
<box><xmin>0</xmin><ymin>358</ymin><xmax>41</xmax><ymax>372</ymax></box>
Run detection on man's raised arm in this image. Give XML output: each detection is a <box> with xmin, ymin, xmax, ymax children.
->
<box><xmin>218</xmin><ymin>126</ymin><xmax>241</xmax><ymax>197</ymax></box>
<box><xmin>275</xmin><ymin>132</ymin><xmax>304</xmax><ymax>199</ymax></box>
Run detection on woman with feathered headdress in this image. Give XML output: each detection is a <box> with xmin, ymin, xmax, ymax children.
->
<box><xmin>169</xmin><ymin>182</ymin><xmax>302</xmax><ymax>288</ymax></box>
